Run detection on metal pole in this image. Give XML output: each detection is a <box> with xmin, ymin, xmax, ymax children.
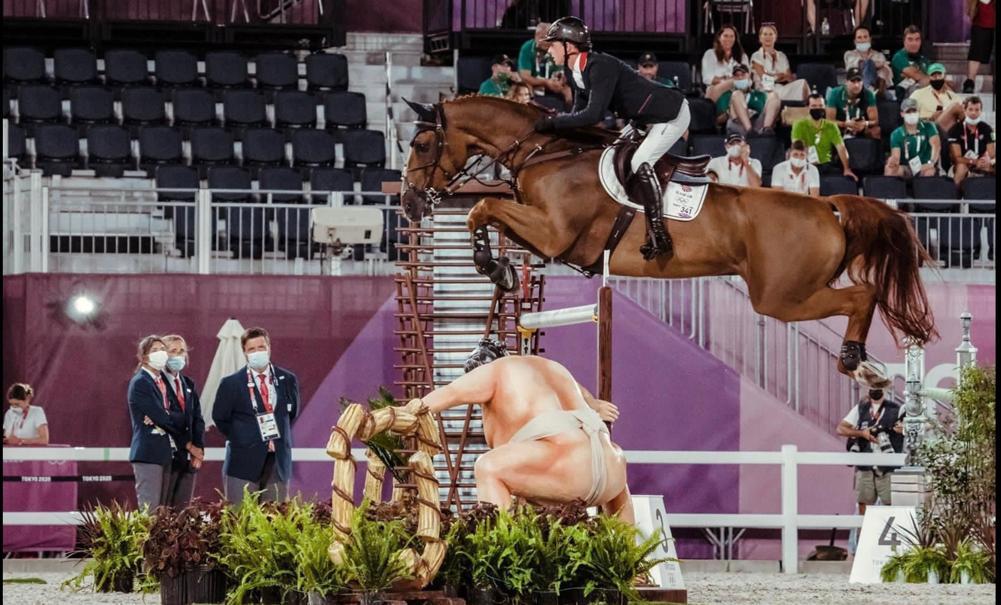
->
<box><xmin>11</xmin><ymin>171</ymin><xmax>22</xmax><ymax>274</ymax></box>
<box><xmin>780</xmin><ymin>444</ymin><xmax>798</xmax><ymax>574</ymax></box>
<box><xmin>196</xmin><ymin>189</ymin><xmax>211</xmax><ymax>274</ymax></box>
<box><xmin>40</xmin><ymin>186</ymin><xmax>49</xmax><ymax>273</ymax></box>
<box><xmin>955</xmin><ymin>312</ymin><xmax>977</xmax><ymax>379</ymax></box>
<box><xmin>902</xmin><ymin>338</ymin><xmax>926</xmax><ymax>466</ymax></box>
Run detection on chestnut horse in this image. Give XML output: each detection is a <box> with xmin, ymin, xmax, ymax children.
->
<box><xmin>400</xmin><ymin>96</ymin><xmax>936</xmax><ymax>381</ymax></box>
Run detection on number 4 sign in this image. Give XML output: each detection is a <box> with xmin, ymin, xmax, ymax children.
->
<box><xmin>850</xmin><ymin>505</ymin><xmax>918</xmax><ymax>583</ymax></box>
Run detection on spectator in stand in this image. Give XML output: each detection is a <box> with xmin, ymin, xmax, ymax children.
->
<box><xmin>717</xmin><ymin>63</ymin><xmax>780</xmax><ymax>136</ymax></box>
<box><xmin>3</xmin><ymin>383</ymin><xmax>49</xmax><ymax>446</ymax></box>
<box><xmin>518</xmin><ymin>22</ymin><xmax>570</xmax><ymax>107</ymax></box>
<box><xmin>706</xmin><ymin>132</ymin><xmax>762</xmax><ymax>187</ymax></box>
<box><xmin>804</xmin><ymin>0</ymin><xmax>869</xmax><ymax>34</ymax></box>
<box><xmin>843</xmin><ymin>25</ymin><xmax>893</xmax><ymax>97</ymax></box>
<box><xmin>636</xmin><ymin>52</ymin><xmax>676</xmax><ymax>88</ymax></box>
<box><xmin>826</xmin><ymin>68</ymin><xmax>880</xmax><ymax>140</ymax></box>
<box><xmin>885</xmin><ymin>98</ymin><xmax>941</xmax><ymax>178</ymax></box>
<box><xmin>891</xmin><ymin>25</ymin><xmax>931</xmax><ymax>98</ymax></box>
<box><xmin>770</xmin><ymin>140</ymin><xmax>821</xmax><ymax>195</ymax></box>
<box><xmin>478</xmin><ymin>54</ymin><xmax>520</xmax><ymax>97</ymax></box>
<box><xmin>750</xmin><ymin>23</ymin><xmax>810</xmax><ymax>102</ymax></box>
<box><xmin>909</xmin><ymin>63</ymin><xmax>965</xmax><ymax>132</ymax></box>
<box><xmin>837</xmin><ymin>388</ymin><xmax>904</xmax><ymax>514</ymax></box>
<box><xmin>128</xmin><ymin>335</ymin><xmax>189</xmax><ymax>510</ymax></box>
<box><xmin>792</xmin><ymin>94</ymin><xmax>858</xmax><ymax>179</ymax></box>
<box><xmin>702</xmin><ymin>25</ymin><xmax>749</xmax><ymax>102</ymax></box>
<box><xmin>948</xmin><ymin>96</ymin><xmax>996</xmax><ymax>185</ymax></box>
<box><xmin>160</xmin><ymin>334</ymin><xmax>205</xmax><ymax>508</ymax></box>
<box><xmin>212</xmin><ymin>327</ymin><xmax>300</xmax><ymax>505</ymax></box>
<box><xmin>964</xmin><ymin>0</ymin><xmax>995</xmax><ymax>93</ymax></box>
<box><xmin>506</xmin><ymin>81</ymin><xmax>533</xmax><ymax>104</ymax></box>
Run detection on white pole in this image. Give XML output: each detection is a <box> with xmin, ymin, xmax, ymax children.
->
<box><xmin>519</xmin><ymin>304</ymin><xmax>597</xmax><ymax>330</ymax></box>
<box><xmin>196</xmin><ymin>189</ymin><xmax>212</xmax><ymax>275</ymax></box>
<box><xmin>781</xmin><ymin>443</ymin><xmax>799</xmax><ymax>574</ymax></box>
<box><xmin>40</xmin><ymin>185</ymin><xmax>49</xmax><ymax>273</ymax></box>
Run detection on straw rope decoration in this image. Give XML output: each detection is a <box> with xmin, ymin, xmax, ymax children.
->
<box><xmin>325</xmin><ymin>398</ymin><xmax>444</xmax><ymax>588</ymax></box>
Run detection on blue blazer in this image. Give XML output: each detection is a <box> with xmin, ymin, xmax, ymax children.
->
<box><xmin>211</xmin><ymin>364</ymin><xmax>299</xmax><ymax>483</ymax></box>
<box><xmin>127</xmin><ymin>369</ymin><xmax>189</xmax><ymax>466</ymax></box>
<box><xmin>161</xmin><ymin>371</ymin><xmax>206</xmax><ymax>472</ymax></box>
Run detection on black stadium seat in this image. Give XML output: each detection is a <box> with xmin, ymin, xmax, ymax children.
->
<box><xmin>456</xmin><ymin>56</ymin><xmax>492</xmax><ymax>94</ymax></box>
<box><xmin>2</xmin><ymin>86</ymin><xmax>10</xmax><ymax>118</ymax></box>
<box><xmin>291</xmin><ymin>129</ymin><xmax>336</xmax><ymax>168</ymax></box>
<box><xmin>341</xmin><ymin>129</ymin><xmax>386</xmax><ymax>171</ymax></box>
<box><xmin>34</xmin><ymin>124</ymin><xmax>79</xmax><ymax>176</ymax></box>
<box><xmin>690</xmin><ymin>134</ymin><xmax>725</xmax><ymax>158</ymax></box>
<box><xmin>122</xmin><ymin>87</ymin><xmax>167</xmax><ymax>127</ymax></box>
<box><xmin>795</xmin><ymin>63</ymin><xmax>837</xmax><ymax>96</ymax></box>
<box><xmin>324</xmin><ymin>91</ymin><xmax>367</xmax><ymax>129</ymax></box>
<box><xmin>310</xmin><ymin>167</ymin><xmax>354</xmax><ymax>204</ymax></box>
<box><xmin>86</xmin><ymin>125</ymin><xmax>132</xmax><ymax>177</ymax></box>
<box><xmin>104</xmin><ymin>49</ymin><xmax>150</xmax><ymax>87</ymax></box>
<box><xmin>53</xmin><ymin>48</ymin><xmax>98</xmax><ymax>87</ymax></box>
<box><xmin>687</xmin><ymin>97</ymin><xmax>718</xmax><ymax>134</ymax></box>
<box><xmin>911</xmin><ymin>176</ymin><xmax>958</xmax><ymax>211</ymax></box>
<box><xmin>255</xmin><ymin>52</ymin><xmax>299</xmax><ymax>92</ymax></box>
<box><xmin>305</xmin><ymin>52</ymin><xmax>348</xmax><ymax>91</ymax></box>
<box><xmin>17</xmin><ymin>84</ymin><xmax>62</xmax><ymax>126</ymax></box>
<box><xmin>191</xmin><ymin>127</ymin><xmax>235</xmax><ymax>168</ymax></box>
<box><xmin>275</xmin><ymin>91</ymin><xmax>318</xmax><ymax>129</ymax></box>
<box><xmin>658</xmin><ymin>61</ymin><xmax>692</xmax><ymax>91</ymax></box>
<box><xmin>139</xmin><ymin>126</ymin><xmax>184</xmax><ymax>171</ymax></box>
<box><xmin>6</xmin><ymin>123</ymin><xmax>27</xmax><ymax>161</ymax></box>
<box><xmin>844</xmin><ymin>137</ymin><xmax>881</xmax><ymax>176</ymax></box>
<box><xmin>963</xmin><ymin>177</ymin><xmax>995</xmax><ymax>260</ymax></box>
<box><xmin>209</xmin><ymin>166</ymin><xmax>264</xmax><ymax>257</ymax></box>
<box><xmin>172</xmin><ymin>88</ymin><xmax>217</xmax><ymax>127</ymax></box>
<box><xmin>361</xmin><ymin>167</ymin><xmax>401</xmax><ymax>205</ymax></box>
<box><xmin>4</xmin><ymin>47</ymin><xmax>46</xmax><ymax>84</ymax></box>
<box><xmin>222</xmin><ymin>90</ymin><xmax>267</xmax><ymax>131</ymax></box>
<box><xmin>242</xmin><ymin>128</ymin><xmax>287</xmax><ymax>169</ymax></box>
<box><xmin>156</xmin><ymin>165</ymin><xmax>200</xmax><ymax>257</ymax></box>
<box><xmin>261</xmin><ymin>166</ymin><xmax>309</xmax><ymax>257</ymax></box>
<box><xmin>820</xmin><ymin>175</ymin><xmax>859</xmax><ymax>196</ymax></box>
<box><xmin>155</xmin><ymin>50</ymin><xmax>199</xmax><ymax>88</ymax></box>
<box><xmin>862</xmin><ymin>176</ymin><xmax>907</xmax><ymax>200</ymax></box>
<box><xmin>70</xmin><ymin>86</ymin><xmax>115</xmax><ymax>125</ymax></box>
<box><xmin>205</xmin><ymin>51</ymin><xmax>249</xmax><ymax>89</ymax></box>
<box><xmin>259</xmin><ymin>166</ymin><xmax>304</xmax><ymax>202</ymax></box>
<box><xmin>748</xmin><ymin>136</ymin><xmax>782</xmax><ymax>174</ymax></box>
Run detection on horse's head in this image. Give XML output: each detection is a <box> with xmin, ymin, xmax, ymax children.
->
<box><xmin>401</xmin><ymin>98</ymin><xmax>464</xmax><ymax>222</ymax></box>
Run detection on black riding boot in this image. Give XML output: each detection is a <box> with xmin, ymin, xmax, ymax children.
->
<box><xmin>628</xmin><ymin>163</ymin><xmax>672</xmax><ymax>260</ymax></box>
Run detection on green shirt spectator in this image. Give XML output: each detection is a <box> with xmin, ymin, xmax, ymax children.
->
<box><xmin>891</xmin><ymin>48</ymin><xmax>929</xmax><ymax>86</ymax></box>
<box><xmin>478</xmin><ymin>54</ymin><xmax>517</xmax><ymax>97</ymax></box>
<box><xmin>716</xmin><ymin>88</ymin><xmax>766</xmax><ymax>116</ymax></box>
<box><xmin>889</xmin><ymin>119</ymin><xmax>939</xmax><ymax>165</ymax></box>
<box><xmin>826</xmin><ymin>84</ymin><xmax>877</xmax><ymax>122</ymax></box>
<box><xmin>791</xmin><ymin>116</ymin><xmax>844</xmax><ymax>165</ymax></box>
<box><xmin>478</xmin><ymin>76</ymin><xmax>511</xmax><ymax>96</ymax></box>
<box><xmin>518</xmin><ymin>38</ymin><xmax>555</xmax><ymax>79</ymax></box>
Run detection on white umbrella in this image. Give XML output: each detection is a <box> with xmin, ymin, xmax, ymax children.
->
<box><xmin>200</xmin><ymin>318</ymin><xmax>246</xmax><ymax>428</ymax></box>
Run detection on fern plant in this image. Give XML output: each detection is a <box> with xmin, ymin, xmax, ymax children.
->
<box><xmin>341</xmin><ymin>503</ymin><xmax>414</xmax><ymax>597</ymax></box>
<box><xmin>949</xmin><ymin>539</ymin><xmax>992</xmax><ymax>584</ymax></box>
<box><xmin>63</xmin><ymin>502</ymin><xmax>151</xmax><ymax>593</ymax></box>
<box><xmin>568</xmin><ymin>515</ymin><xmax>669</xmax><ymax>599</ymax></box>
<box><xmin>294</xmin><ymin>509</ymin><xmax>347</xmax><ymax>598</ymax></box>
<box><xmin>460</xmin><ymin>507</ymin><xmax>544</xmax><ymax>599</ymax></box>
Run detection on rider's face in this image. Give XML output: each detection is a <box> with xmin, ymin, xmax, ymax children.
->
<box><xmin>547</xmin><ymin>43</ymin><xmax>567</xmax><ymax>65</ymax></box>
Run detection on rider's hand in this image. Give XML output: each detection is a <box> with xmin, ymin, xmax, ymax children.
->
<box><xmin>534</xmin><ymin>117</ymin><xmax>556</xmax><ymax>133</ymax></box>
<box><xmin>595</xmin><ymin>400</ymin><xmax>620</xmax><ymax>423</ymax></box>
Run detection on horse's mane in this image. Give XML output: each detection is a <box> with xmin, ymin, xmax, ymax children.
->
<box><xmin>443</xmin><ymin>94</ymin><xmax>617</xmax><ymax>145</ymax></box>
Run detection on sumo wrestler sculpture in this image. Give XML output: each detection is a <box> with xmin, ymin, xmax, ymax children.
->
<box><xmin>414</xmin><ymin>338</ymin><xmax>634</xmax><ymax>523</ymax></box>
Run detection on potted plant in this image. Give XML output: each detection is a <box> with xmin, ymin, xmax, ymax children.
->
<box><xmin>950</xmin><ymin>539</ymin><xmax>992</xmax><ymax>584</ymax></box>
<box><xmin>434</xmin><ymin>503</ymin><xmax>498</xmax><ymax>598</ymax></box>
<box><xmin>143</xmin><ymin>500</ymin><xmax>228</xmax><ymax>605</ymax></box>
<box><xmin>340</xmin><ymin>503</ymin><xmax>414</xmax><ymax>605</ymax></box>
<box><xmin>531</xmin><ymin>503</ymin><xmax>590</xmax><ymax>605</ymax></box>
<box><xmin>458</xmin><ymin>507</ymin><xmax>543</xmax><ymax>605</ymax></box>
<box><xmin>566</xmin><ymin>515</ymin><xmax>668</xmax><ymax>604</ymax></box>
<box><xmin>294</xmin><ymin>503</ymin><xmax>346</xmax><ymax>604</ymax></box>
<box><xmin>893</xmin><ymin>514</ymin><xmax>950</xmax><ymax>584</ymax></box>
<box><xmin>63</xmin><ymin>502</ymin><xmax>151</xmax><ymax>593</ymax></box>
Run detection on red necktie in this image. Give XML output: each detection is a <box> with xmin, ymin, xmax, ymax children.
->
<box><xmin>258</xmin><ymin>374</ymin><xmax>273</xmax><ymax>413</ymax></box>
<box><xmin>154</xmin><ymin>376</ymin><xmax>168</xmax><ymax>410</ymax></box>
<box><xmin>174</xmin><ymin>377</ymin><xmax>186</xmax><ymax>412</ymax></box>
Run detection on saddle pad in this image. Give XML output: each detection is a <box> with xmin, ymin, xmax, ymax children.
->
<box><xmin>598</xmin><ymin>147</ymin><xmax>709</xmax><ymax>222</ymax></box>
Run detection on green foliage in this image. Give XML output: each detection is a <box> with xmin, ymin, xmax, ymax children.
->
<box><xmin>567</xmin><ymin>515</ymin><xmax>669</xmax><ymax>599</ymax></box>
<box><xmin>62</xmin><ymin>502</ymin><xmax>151</xmax><ymax>593</ymax></box>
<box><xmin>461</xmin><ymin>507</ymin><xmax>546</xmax><ymax>597</ymax></box>
<box><xmin>949</xmin><ymin>538</ymin><xmax>993</xmax><ymax>584</ymax></box>
<box><xmin>340</xmin><ymin>502</ymin><xmax>414</xmax><ymax>594</ymax></box>
<box><xmin>3</xmin><ymin>578</ymin><xmax>47</xmax><ymax>584</ymax></box>
<box><xmin>340</xmin><ymin>387</ymin><xmax>406</xmax><ymax>477</ymax></box>
<box><xmin>880</xmin><ymin>551</ymin><xmax>908</xmax><ymax>583</ymax></box>
<box><xmin>293</xmin><ymin>507</ymin><xmax>347</xmax><ymax>597</ymax></box>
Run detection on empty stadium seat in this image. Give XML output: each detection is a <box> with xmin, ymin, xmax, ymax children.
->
<box><xmin>154</xmin><ymin>50</ymin><xmax>199</xmax><ymax>88</ymax></box>
<box><xmin>309</xmin><ymin>167</ymin><xmax>354</xmax><ymax>204</ymax></box>
<box><xmin>658</xmin><ymin>61</ymin><xmax>692</xmax><ymax>91</ymax></box>
<box><xmin>191</xmin><ymin>127</ymin><xmax>235</xmax><ymax>167</ymax></box>
<box><xmin>747</xmin><ymin>136</ymin><xmax>782</xmax><ymax>174</ymax></box>
<box><xmin>3</xmin><ymin>47</ymin><xmax>46</xmax><ymax>84</ymax></box>
<box><xmin>261</xmin><ymin>166</ymin><xmax>309</xmax><ymax>258</ymax></box>
<box><xmin>172</xmin><ymin>88</ymin><xmax>217</xmax><ymax>127</ymax></box>
<box><xmin>259</xmin><ymin>166</ymin><xmax>304</xmax><ymax>202</ymax></box>
<box><xmin>139</xmin><ymin>126</ymin><xmax>184</xmax><ymax>171</ymax></box>
<box><xmin>122</xmin><ymin>87</ymin><xmax>167</xmax><ymax>127</ymax></box>
<box><xmin>911</xmin><ymin>176</ymin><xmax>958</xmax><ymax>211</ymax></box>
<box><xmin>862</xmin><ymin>176</ymin><xmax>907</xmax><ymax>200</ymax></box>
<box><xmin>86</xmin><ymin>125</ymin><xmax>132</xmax><ymax>177</ymax></box>
<box><xmin>205</xmin><ymin>51</ymin><xmax>249</xmax><ymax>89</ymax></box>
<box><xmin>275</xmin><ymin>91</ymin><xmax>318</xmax><ymax>129</ymax></box>
<box><xmin>2</xmin><ymin>86</ymin><xmax>10</xmax><ymax>118</ymax></box>
<box><xmin>795</xmin><ymin>63</ymin><xmax>837</xmax><ymax>96</ymax></box>
<box><xmin>255</xmin><ymin>52</ymin><xmax>299</xmax><ymax>91</ymax></box>
<box><xmin>963</xmin><ymin>176</ymin><xmax>996</xmax><ymax>203</ymax></box>
<box><xmin>208</xmin><ymin>166</ymin><xmax>264</xmax><ymax>258</ymax></box>
<box><xmin>876</xmin><ymin>100</ymin><xmax>901</xmax><ymax>149</ymax></box>
<box><xmin>360</xmin><ymin>167</ymin><xmax>401</xmax><ymax>205</ymax></box>
<box><xmin>17</xmin><ymin>84</ymin><xmax>62</xmax><ymax>125</ymax></box>
<box><xmin>291</xmin><ymin>129</ymin><xmax>336</xmax><ymax>167</ymax></box>
<box><xmin>53</xmin><ymin>48</ymin><xmax>98</xmax><ymax>86</ymax></box>
<box><xmin>819</xmin><ymin>175</ymin><xmax>859</xmax><ymax>195</ymax></box>
<box><xmin>687</xmin><ymin>97</ymin><xmax>719</xmax><ymax>134</ymax></box>
<box><xmin>222</xmin><ymin>89</ymin><xmax>267</xmax><ymax>131</ymax></box>
<box><xmin>690</xmin><ymin>134</ymin><xmax>725</xmax><ymax>158</ymax></box>
<box><xmin>456</xmin><ymin>56</ymin><xmax>492</xmax><ymax>94</ymax></box>
<box><xmin>104</xmin><ymin>49</ymin><xmax>151</xmax><ymax>87</ymax></box>
<box><xmin>70</xmin><ymin>86</ymin><xmax>115</xmax><ymax>125</ymax></box>
<box><xmin>323</xmin><ymin>91</ymin><xmax>367</xmax><ymax>129</ymax></box>
<box><xmin>6</xmin><ymin>123</ymin><xmax>27</xmax><ymax>161</ymax></box>
<box><xmin>34</xmin><ymin>124</ymin><xmax>80</xmax><ymax>176</ymax></box>
<box><xmin>155</xmin><ymin>165</ymin><xmax>200</xmax><ymax>257</ymax></box>
<box><xmin>843</xmin><ymin>137</ymin><xmax>882</xmax><ymax>176</ymax></box>
<box><xmin>241</xmin><ymin>128</ymin><xmax>287</xmax><ymax>169</ymax></box>
<box><xmin>305</xmin><ymin>52</ymin><xmax>348</xmax><ymax>91</ymax></box>
<box><xmin>341</xmin><ymin>129</ymin><xmax>386</xmax><ymax>171</ymax></box>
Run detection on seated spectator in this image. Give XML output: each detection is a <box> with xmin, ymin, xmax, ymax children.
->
<box><xmin>909</xmin><ymin>63</ymin><xmax>965</xmax><ymax>132</ymax></box>
<box><xmin>750</xmin><ymin>24</ymin><xmax>810</xmax><ymax>102</ymax></box>
<box><xmin>717</xmin><ymin>64</ymin><xmax>780</xmax><ymax>136</ymax></box>
<box><xmin>707</xmin><ymin>132</ymin><xmax>762</xmax><ymax>187</ymax></box>
<box><xmin>948</xmin><ymin>96</ymin><xmax>996</xmax><ymax>185</ymax></box>
<box><xmin>771</xmin><ymin>140</ymin><xmax>821</xmax><ymax>195</ymax></box>
<box><xmin>844</xmin><ymin>25</ymin><xmax>893</xmax><ymax>97</ymax></box>
<box><xmin>636</xmin><ymin>52</ymin><xmax>676</xmax><ymax>88</ymax></box>
<box><xmin>826</xmin><ymin>68</ymin><xmax>880</xmax><ymax>139</ymax></box>
<box><xmin>518</xmin><ymin>22</ymin><xmax>570</xmax><ymax>106</ymax></box>
<box><xmin>891</xmin><ymin>25</ymin><xmax>931</xmax><ymax>98</ymax></box>
<box><xmin>964</xmin><ymin>0</ymin><xmax>995</xmax><ymax>93</ymax></box>
<box><xmin>3</xmin><ymin>383</ymin><xmax>49</xmax><ymax>446</ymax></box>
<box><xmin>478</xmin><ymin>54</ymin><xmax>520</xmax><ymax>96</ymax></box>
<box><xmin>506</xmin><ymin>81</ymin><xmax>533</xmax><ymax>104</ymax></box>
<box><xmin>885</xmin><ymin>98</ymin><xmax>940</xmax><ymax>178</ymax></box>
<box><xmin>702</xmin><ymin>25</ymin><xmax>749</xmax><ymax>102</ymax></box>
<box><xmin>792</xmin><ymin>94</ymin><xmax>857</xmax><ymax>179</ymax></box>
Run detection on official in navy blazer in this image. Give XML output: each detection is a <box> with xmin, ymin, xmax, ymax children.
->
<box><xmin>212</xmin><ymin>327</ymin><xmax>299</xmax><ymax>505</ymax></box>
<box><xmin>128</xmin><ymin>335</ymin><xmax>189</xmax><ymax>510</ymax></box>
<box><xmin>161</xmin><ymin>334</ymin><xmax>205</xmax><ymax>508</ymax></box>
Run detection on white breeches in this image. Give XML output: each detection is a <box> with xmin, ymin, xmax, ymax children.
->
<box><xmin>629</xmin><ymin>98</ymin><xmax>691</xmax><ymax>172</ymax></box>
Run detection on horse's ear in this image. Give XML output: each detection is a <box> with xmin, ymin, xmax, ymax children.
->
<box><xmin>403</xmin><ymin>97</ymin><xmax>437</xmax><ymax>124</ymax></box>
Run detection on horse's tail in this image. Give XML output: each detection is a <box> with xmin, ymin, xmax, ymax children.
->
<box><xmin>829</xmin><ymin>195</ymin><xmax>938</xmax><ymax>346</ymax></box>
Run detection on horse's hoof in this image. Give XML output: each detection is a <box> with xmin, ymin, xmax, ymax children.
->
<box><xmin>489</xmin><ymin>256</ymin><xmax>518</xmax><ymax>292</ymax></box>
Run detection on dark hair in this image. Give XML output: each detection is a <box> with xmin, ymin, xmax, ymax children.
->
<box><xmin>808</xmin><ymin>92</ymin><xmax>825</xmax><ymax>104</ymax></box>
<box><xmin>963</xmin><ymin>95</ymin><xmax>983</xmax><ymax>108</ymax></box>
<box><xmin>713</xmin><ymin>25</ymin><xmax>746</xmax><ymax>65</ymax></box>
<box><xmin>790</xmin><ymin>140</ymin><xmax>807</xmax><ymax>152</ymax></box>
<box><xmin>7</xmin><ymin>383</ymin><xmax>34</xmax><ymax>401</ymax></box>
<box><xmin>903</xmin><ymin>25</ymin><xmax>922</xmax><ymax>37</ymax></box>
<box><xmin>241</xmin><ymin>327</ymin><xmax>271</xmax><ymax>350</ymax></box>
<box><xmin>852</xmin><ymin>25</ymin><xmax>870</xmax><ymax>38</ymax></box>
<box><xmin>136</xmin><ymin>335</ymin><xmax>166</xmax><ymax>371</ymax></box>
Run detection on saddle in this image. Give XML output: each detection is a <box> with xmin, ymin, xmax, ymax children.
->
<box><xmin>612</xmin><ymin>138</ymin><xmax>711</xmax><ymax>191</ymax></box>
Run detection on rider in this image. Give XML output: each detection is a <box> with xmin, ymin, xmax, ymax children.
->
<box><xmin>533</xmin><ymin>16</ymin><xmax>690</xmax><ymax>259</ymax></box>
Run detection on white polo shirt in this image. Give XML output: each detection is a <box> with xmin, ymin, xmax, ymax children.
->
<box><xmin>707</xmin><ymin>155</ymin><xmax>762</xmax><ymax>186</ymax></box>
<box><xmin>770</xmin><ymin>159</ymin><xmax>821</xmax><ymax>194</ymax></box>
<box><xmin>3</xmin><ymin>405</ymin><xmax>48</xmax><ymax>440</ymax></box>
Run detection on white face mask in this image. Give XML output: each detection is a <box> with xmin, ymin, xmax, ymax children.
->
<box><xmin>148</xmin><ymin>350</ymin><xmax>168</xmax><ymax>371</ymax></box>
<box><xmin>855</xmin><ymin>42</ymin><xmax>871</xmax><ymax>52</ymax></box>
<box><xmin>790</xmin><ymin>157</ymin><xmax>806</xmax><ymax>168</ymax></box>
<box><xmin>247</xmin><ymin>350</ymin><xmax>270</xmax><ymax>372</ymax></box>
<box><xmin>965</xmin><ymin>115</ymin><xmax>982</xmax><ymax>126</ymax></box>
<box><xmin>903</xmin><ymin>113</ymin><xmax>919</xmax><ymax>125</ymax></box>
<box><xmin>726</xmin><ymin>145</ymin><xmax>742</xmax><ymax>158</ymax></box>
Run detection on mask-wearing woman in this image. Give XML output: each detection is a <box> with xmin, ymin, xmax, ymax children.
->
<box><xmin>3</xmin><ymin>383</ymin><xmax>49</xmax><ymax>446</ymax></box>
<box><xmin>750</xmin><ymin>24</ymin><xmax>811</xmax><ymax>102</ymax></box>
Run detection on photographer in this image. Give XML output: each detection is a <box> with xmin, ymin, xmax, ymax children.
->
<box><xmin>836</xmin><ymin>389</ymin><xmax>904</xmax><ymax>514</ymax></box>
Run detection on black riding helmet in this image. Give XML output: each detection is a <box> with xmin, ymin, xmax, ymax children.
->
<box><xmin>544</xmin><ymin>16</ymin><xmax>592</xmax><ymax>50</ymax></box>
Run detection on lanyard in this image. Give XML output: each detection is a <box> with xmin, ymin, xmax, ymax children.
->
<box><xmin>967</xmin><ymin>126</ymin><xmax>981</xmax><ymax>157</ymax></box>
<box><xmin>17</xmin><ymin>406</ymin><xmax>30</xmax><ymax>430</ymax></box>
<box><xmin>246</xmin><ymin>366</ymin><xmax>276</xmax><ymax>413</ymax></box>
<box><xmin>789</xmin><ymin>166</ymin><xmax>807</xmax><ymax>190</ymax></box>
<box><xmin>728</xmin><ymin>158</ymin><xmax>745</xmax><ymax>178</ymax></box>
